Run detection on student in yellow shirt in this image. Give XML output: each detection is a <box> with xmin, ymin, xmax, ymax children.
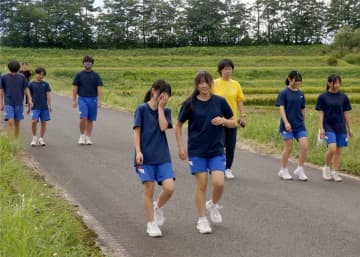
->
<box><xmin>213</xmin><ymin>59</ymin><xmax>245</xmax><ymax>179</ymax></box>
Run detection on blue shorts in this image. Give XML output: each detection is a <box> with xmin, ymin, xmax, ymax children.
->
<box><xmin>78</xmin><ymin>96</ymin><xmax>98</xmax><ymax>121</ymax></box>
<box><xmin>32</xmin><ymin>109</ymin><xmax>50</xmax><ymax>121</ymax></box>
<box><xmin>4</xmin><ymin>105</ymin><xmax>24</xmax><ymax>121</ymax></box>
<box><xmin>188</xmin><ymin>155</ymin><xmax>226</xmax><ymax>175</ymax></box>
<box><xmin>135</xmin><ymin>162</ymin><xmax>175</xmax><ymax>185</ymax></box>
<box><xmin>281</xmin><ymin>130</ymin><xmax>307</xmax><ymax>141</ymax></box>
<box><xmin>325</xmin><ymin>132</ymin><xmax>348</xmax><ymax>147</ymax></box>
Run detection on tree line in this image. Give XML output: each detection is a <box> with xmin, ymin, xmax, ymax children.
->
<box><xmin>1</xmin><ymin>0</ymin><xmax>360</xmax><ymax>49</ymax></box>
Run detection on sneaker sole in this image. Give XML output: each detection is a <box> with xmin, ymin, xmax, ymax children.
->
<box><xmin>197</xmin><ymin>228</ymin><xmax>212</xmax><ymax>234</ymax></box>
<box><xmin>147</xmin><ymin>232</ymin><xmax>162</xmax><ymax>237</ymax></box>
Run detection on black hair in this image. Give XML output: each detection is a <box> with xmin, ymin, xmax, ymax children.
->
<box><xmin>285</xmin><ymin>70</ymin><xmax>302</xmax><ymax>85</ymax></box>
<box><xmin>82</xmin><ymin>55</ymin><xmax>94</xmax><ymax>64</ymax></box>
<box><xmin>35</xmin><ymin>67</ymin><xmax>46</xmax><ymax>76</ymax></box>
<box><xmin>326</xmin><ymin>74</ymin><xmax>341</xmax><ymax>91</ymax></box>
<box><xmin>217</xmin><ymin>59</ymin><xmax>234</xmax><ymax>75</ymax></box>
<box><xmin>8</xmin><ymin>60</ymin><xmax>20</xmax><ymax>72</ymax></box>
<box><xmin>181</xmin><ymin>71</ymin><xmax>213</xmax><ymax>115</ymax></box>
<box><xmin>143</xmin><ymin>80</ymin><xmax>172</xmax><ymax>102</ymax></box>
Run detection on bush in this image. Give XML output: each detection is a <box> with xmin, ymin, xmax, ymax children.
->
<box><xmin>327</xmin><ymin>56</ymin><xmax>338</xmax><ymax>66</ymax></box>
<box><xmin>343</xmin><ymin>54</ymin><xmax>360</xmax><ymax>65</ymax></box>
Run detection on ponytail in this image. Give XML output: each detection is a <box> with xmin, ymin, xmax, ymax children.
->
<box><xmin>143</xmin><ymin>89</ymin><xmax>152</xmax><ymax>102</ymax></box>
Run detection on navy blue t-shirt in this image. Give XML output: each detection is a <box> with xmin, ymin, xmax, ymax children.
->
<box><xmin>178</xmin><ymin>95</ymin><xmax>233</xmax><ymax>158</ymax></box>
<box><xmin>133</xmin><ymin>103</ymin><xmax>173</xmax><ymax>165</ymax></box>
<box><xmin>315</xmin><ymin>91</ymin><xmax>351</xmax><ymax>134</ymax></box>
<box><xmin>0</xmin><ymin>73</ymin><xmax>29</xmax><ymax>106</ymax></box>
<box><xmin>276</xmin><ymin>87</ymin><xmax>306</xmax><ymax>133</ymax></box>
<box><xmin>29</xmin><ymin>80</ymin><xmax>51</xmax><ymax>110</ymax></box>
<box><xmin>72</xmin><ymin>70</ymin><xmax>103</xmax><ymax>97</ymax></box>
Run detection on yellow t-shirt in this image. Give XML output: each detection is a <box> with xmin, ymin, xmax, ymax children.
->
<box><xmin>212</xmin><ymin>78</ymin><xmax>245</xmax><ymax>123</ymax></box>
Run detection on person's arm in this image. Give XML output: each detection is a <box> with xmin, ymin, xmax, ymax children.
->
<box><xmin>133</xmin><ymin>127</ymin><xmax>143</xmax><ymax>165</ymax></box>
<box><xmin>279</xmin><ymin>106</ymin><xmax>291</xmax><ymax>131</ymax></box>
<box><xmin>0</xmin><ymin>88</ymin><xmax>4</xmax><ymax>111</ymax></box>
<box><xmin>25</xmin><ymin>87</ymin><xmax>32</xmax><ymax>108</ymax></box>
<box><xmin>237</xmin><ymin>100</ymin><xmax>246</xmax><ymax>126</ymax></box>
<box><xmin>47</xmin><ymin>92</ymin><xmax>52</xmax><ymax>112</ymax></box>
<box><xmin>318</xmin><ymin>111</ymin><xmax>325</xmax><ymax>139</ymax></box>
<box><xmin>158</xmin><ymin>93</ymin><xmax>169</xmax><ymax>131</ymax></box>
<box><xmin>97</xmin><ymin>86</ymin><xmax>102</xmax><ymax>108</ymax></box>
<box><xmin>175</xmin><ymin>121</ymin><xmax>187</xmax><ymax>160</ymax></box>
<box><xmin>344</xmin><ymin>111</ymin><xmax>353</xmax><ymax>139</ymax></box>
<box><xmin>72</xmin><ymin>85</ymin><xmax>78</xmax><ymax>108</ymax></box>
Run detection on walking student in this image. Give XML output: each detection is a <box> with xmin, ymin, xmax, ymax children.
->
<box><xmin>276</xmin><ymin>70</ymin><xmax>308</xmax><ymax>181</ymax></box>
<box><xmin>315</xmin><ymin>74</ymin><xmax>353</xmax><ymax>182</ymax></box>
<box><xmin>28</xmin><ymin>67</ymin><xmax>52</xmax><ymax>146</ymax></box>
<box><xmin>72</xmin><ymin>55</ymin><xmax>103</xmax><ymax>145</ymax></box>
<box><xmin>213</xmin><ymin>59</ymin><xmax>246</xmax><ymax>179</ymax></box>
<box><xmin>133</xmin><ymin>80</ymin><xmax>175</xmax><ymax>237</ymax></box>
<box><xmin>176</xmin><ymin>71</ymin><xmax>235</xmax><ymax>234</ymax></box>
<box><xmin>0</xmin><ymin>60</ymin><xmax>32</xmax><ymax>137</ymax></box>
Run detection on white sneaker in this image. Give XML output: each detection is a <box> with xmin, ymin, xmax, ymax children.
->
<box><xmin>30</xmin><ymin>137</ymin><xmax>38</xmax><ymax>147</ymax></box>
<box><xmin>38</xmin><ymin>138</ymin><xmax>46</xmax><ymax>146</ymax></box>
<box><xmin>206</xmin><ymin>200</ymin><xmax>222</xmax><ymax>223</ymax></box>
<box><xmin>322</xmin><ymin>166</ymin><xmax>332</xmax><ymax>181</ymax></box>
<box><xmin>146</xmin><ymin>221</ymin><xmax>162</xmax><ymax>237</ymax></box>
<box><xmin>196</xmin><ymin>217</ymin><xmax>212</xmax><ymax>234</ymax></box>
<box><xmin>278</xmin><ymin>168</ymin><xmax>292</xmax><ymax>180</ymax></box>
<box><xmin>293</xmin><ymin>167</ymin><xmax>308</xmax><ymax>181</ymax></box>
<box><xmin>225</xmin><ymin>169</ymin><xmax>235</xmax><ymax>179</ymax></box>
<box><xmin>78</xmin><ymin>135</ymin><xmax>85</xmax><ymax>145</ymax></box>
<box><xmin>153</xmin><ymin>201</ymin><xmax>165</xmax><ymax>226</ymax></box>
<box><xmin>85</xmin><ymin>136</ymin><xmax>93</xmax><ymax>145</ymax></box>
<box><xmin>331</xmin><ymin>171</ymin><xmax>343</xmax><ymax>182</ymax></box>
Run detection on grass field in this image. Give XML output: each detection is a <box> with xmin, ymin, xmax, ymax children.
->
<box><xmin>0</xmin><ymin>136</ymin><xmax>104</xmax><ymax>257</ymax></box>
<box><xmin>1</xmin><ymin>45</ymin><xmax>359</xmax><ymax>174</ymax></box>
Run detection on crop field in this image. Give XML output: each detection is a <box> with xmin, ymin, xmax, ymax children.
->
<box><xmin>1</xmin><ymin>46</ymin><xmax>359</xmax><ymax>174</ymax></box>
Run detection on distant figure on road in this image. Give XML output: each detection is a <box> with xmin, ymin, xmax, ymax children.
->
<box><xmin>19</xmin><ymin>62</ymin><xmax>32</xmax><ymax>82</ymax></box>
<box><xmin>72</xmin><ymin>55</ymin><xmax>103</xmax><ymax>145</ymax></box>
<box><xmin>176</xmin><ymin>71</ymin><xmax>235</xmax><ymax>234</ymax></box>
<box><xmin>213</xmin><ymin>59</ymin><xmax>246</xmax><ymax>179</ymax></box>
<box><xmin>28</xmin><ymin>67</ymin><xmax>52</xmax><ymax>147</ymax></box>
<box><xmin>315</xmin><ymin>74</ymin><xmax>353</xmax><ymax>182</ymax></box>
<box><xmin>276</xmin><ymin>70</ymin><xmax>308</xmax><ymax>181</ymax></box>
<box><xmin>0</xmin><ymin>60</ymin><xmax>32</xmax><ymax>138</ymax></box>
<box><xmin>133</xmin><ymin>80</ymin><xmax>175</xmax><ymax>237</ymax></box>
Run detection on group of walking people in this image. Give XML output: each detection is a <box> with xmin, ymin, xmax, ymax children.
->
<box><xmin>0</xmin><ymin>56</ymin><xmax>353</xmax><ymax>238</ymax></box>
<box><xmin>0</xmin><ymin>56</ymin><xmax>103</xmax><ymax>146</ymax></box>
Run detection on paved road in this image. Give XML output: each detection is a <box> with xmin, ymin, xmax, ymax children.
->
<box><xmin>22</xmin><ymin>94</ymin><xmax>360</xmax><ymax>257</ymax></box>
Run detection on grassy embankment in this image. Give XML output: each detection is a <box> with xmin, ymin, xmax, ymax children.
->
<box><xmin>1</xmin><ymin>45</ymin><xmax>359</xmax><ymax>175</ymax></box>
<box><xmin>0</xmin><ymin>136</ymin><xmax>104</xmax><ymax>256</ymax></box>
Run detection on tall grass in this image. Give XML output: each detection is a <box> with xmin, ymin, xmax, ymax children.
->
<box><xmin>0</xmin><ymin>136</ymin><xmax>104</xmax><ymax>257</ymax></box>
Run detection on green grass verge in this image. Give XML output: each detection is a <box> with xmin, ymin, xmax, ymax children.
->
<box><xmin>0</xmin><ymin>136</ymin><xmax>104</xmax><ymax>257</ymax></box>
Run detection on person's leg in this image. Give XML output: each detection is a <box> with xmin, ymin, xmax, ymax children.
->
<box><xmin>297</xmin><ymin>137</ymin><xmax>308</xmax><ymax>167</ymax></box>
<box><xmin>32</xmin><ymin>120</ymin><xmax>37</xmax><ymax>136</ymax></box>
<box><xmin>332</xmin><ymin>147</ymin><xmax>342</xmax><ymax>171</ymax></box>
<box><xmin>325</xmin><ymin>143</ymin><xmax>337</xmax><ymax>167</ymax></box>
<box><xmin>225</xmin><ymin>128</ymin><xmax>237</xmax><ymax>170</ymax></box>
<box><xmin>281</xmin><ymin>139</ymin><xmax>293</xmax><ymax>169</ymax></box>
<box><xmin>211</xmin><ymin>171</ymin><xmax>224</xmax><ymax>204</ymax></box>
<box><xmin>7</xmin><ymin>119</ymin><xmax>15</xmax><ymax>137</ymax></box>
<box><xmin>14</xmin><ymin>120</ymin><xmax>21</xmax><ymax>138</ymax></box>
<box><xmin>79</xmin><ymin>118</ymin><xmax>86</xmax><ymax>134</ymax></box>
<box><xmin>157</xmin><ymin>178</ymin><xmax>174</xmax><ymax>208</ymax></box>
<box><xmin>194</xmin><ymin>172</ymin><xmax>208</xmax><ymax>217</ymax></box>
<box><xmin>85</xmin><ymin>120</ymin><xmax>93</xmax><ymax>137</ymax></box>
<box><xmin>143</xmin><ymin>182</ymin><xmax>155</xmax><ymax>222</ymax></box>
<box><xmin>40</xmin><ymin>121</ymin><xmax>46</xmax><ymax>138</ymax></box>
